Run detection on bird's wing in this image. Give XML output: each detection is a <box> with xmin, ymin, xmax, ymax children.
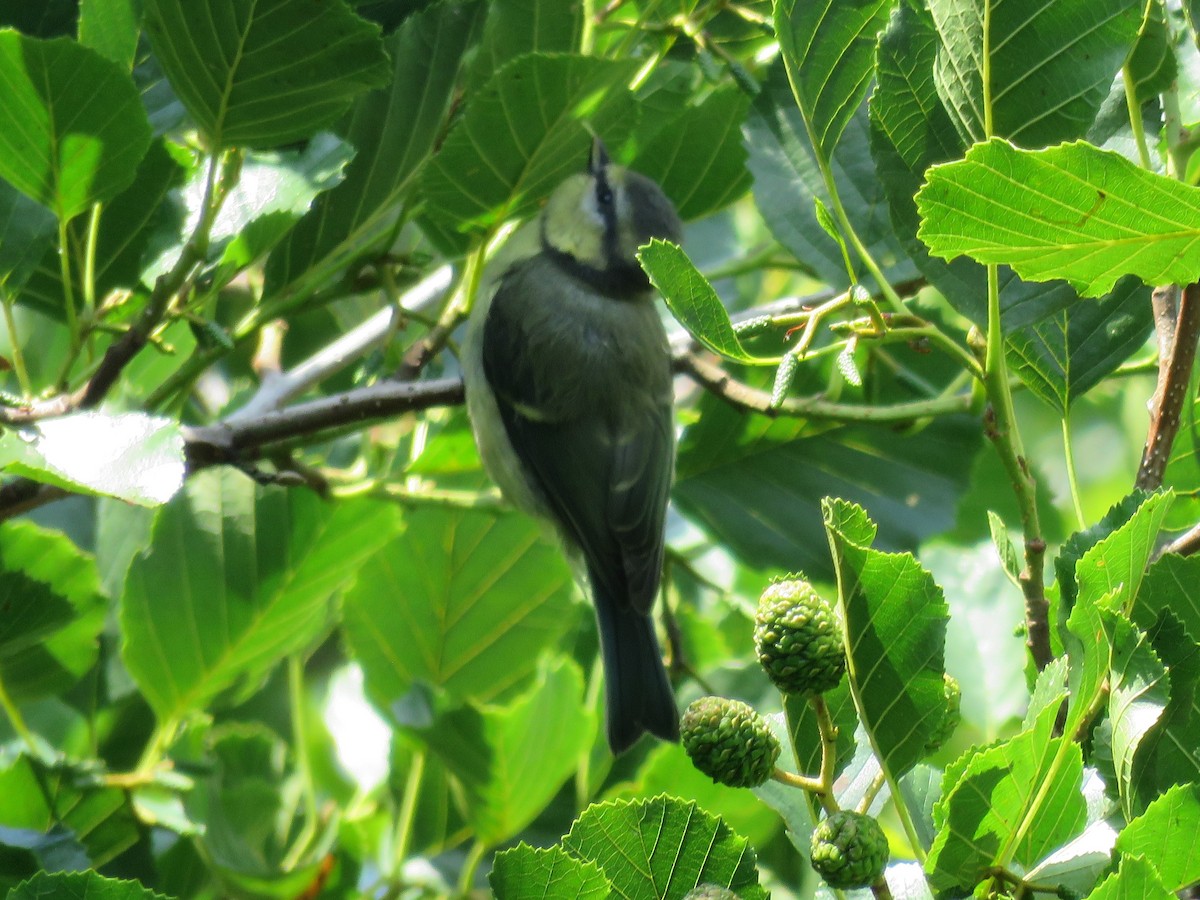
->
<box><xmin>482</xmin><ymin>268</ymin><xmax>673</xmax><ymax>615</ymax></box>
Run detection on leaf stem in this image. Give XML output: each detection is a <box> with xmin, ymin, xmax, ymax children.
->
<box><xmin>776</xmin><ymin>39</ymin><xmax>910</xmax><ymax>319</ymax></box>
<box><xmin>281</xmin><ymin>654</ymin><xmax>319</xmax><ymax>871</ymax></box>
<box><xmin>135</xmin><ymin>716</ymin><xmax>179</xmax><ymax>777</ymax></box>
<box><xmin>393</xmin><ymin>747</ymin><xmax>426</xmax><ymax>874</ymax></box>
<box><xmin>1</xmin><ymin>292</ymin><xmax>33</xmax><ymax>399</ymax></box>
<box><xmin>1062</xmin><ymin>413</ymin><xmax>1087</xmax><ymax>530</ymax></box>
<box><xmin>1122</xmin><ymin>65</ymin><xmax>1153</xmax><ymax>170</ymax></box>
<box><xmin>0</xmin><ymin>672</ymin><xmax>35</xmax><ymax>749</ymax></box>
<box><xmin>83</xmin><ymin>202</ymin><xmax>102</xmax><ymax>313</ymax></box>
<box><xmin>456</xmin><ymin>839</ymin><xmax>488</xmax><ymax>896</ymax></box>
<box><xmin>57</xmin><ymin>215</ymin><xmax>79</xmax><ymax>379</ymax></box>
<box><xmin>983</xmin><ymin>265</ymin><xmax>1050</xmax><ymax>669</ymax></box>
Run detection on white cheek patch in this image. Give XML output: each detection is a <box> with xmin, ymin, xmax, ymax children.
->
<box><xmin>580</xmin><ymin>190</ymin><xmax>605</xmax><ymax>228</ymax></box>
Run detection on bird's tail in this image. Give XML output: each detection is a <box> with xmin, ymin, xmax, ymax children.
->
<box><xmin>594</xmin><ymin>586</ymin><xmax>680</xmax><ymax>754</ymax></box>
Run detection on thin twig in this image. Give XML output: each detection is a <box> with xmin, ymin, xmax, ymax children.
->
<box><xmin>675</xmin><ymin>352</ymin><xmax>974</xmax><ymax>423</ymax></box>
<box><xmin>1137</xmin><ymin>283</ymin><xmax>1200</xmax><ymax>490</ymax></box>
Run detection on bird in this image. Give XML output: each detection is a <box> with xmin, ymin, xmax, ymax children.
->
<box><xmin>462</xmin><ymin>139</ymin><xmax>682</xmax><ymax>754</ymax></box>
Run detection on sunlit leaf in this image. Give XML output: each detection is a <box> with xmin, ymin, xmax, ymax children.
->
<box><xmin>423</xmin><ymin>657</ymin><xmax>595</xmax><ymax>846</ymax></box>
<box><xmin>926</xmin><ymin>701</ymin><xmax>1085</xmax><ymax>891</ymax></box>
<box><xmin>823</xmin><ymin>499</ymin><xmax>949</xmax><ymax>778</ymax></box>
<box><xmin>0</xmin><ymin>411</ymin><xmax>184</xmax><ymax>507</ymax></box>
<box><xmin>343</xmin><ymin>506</ymin><xmax>577</xmax><ymax>707</ymax></box>
<box><xmin>917</xmin><ymin>140</ymin><xmax>1200</xmax><ymax>298</ymax></box>
<box><xmin>774</xmin><ymin>0</ymin><xmax>892</xmax><ymax>159</ymax></box>
<box><xmin>490</xmin><ymin>844</ymin><xmax>611</xmax><ymax>900</ymax></box>
<box><xmin>8</xmin><ymin>870</ymin><xmax>170</xmax><ymax>900</ymax></box>
<box><xmin>122</xmin><ymin>469</ymin><xmax>398</xmax><ymax>721</ymax></box>
<box><xmin>1116</xmin><ymin>782</ymin><xmax>1200</xmax><ymax>890</ymax></box>
<box><xmin>561</xmin><ymin>795</ymin><xmax>768</xmax><ymax>898</ymax></box>
<box><xmin>640</xmin><ymin>239</ymin><xmax>765</xmax><ymax>363</ymax></box>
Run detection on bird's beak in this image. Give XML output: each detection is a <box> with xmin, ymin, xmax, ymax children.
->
<box><xmin>588</xmin><ymin>137</ymin><xmax>610</xmax><ymax>176</ymax></box>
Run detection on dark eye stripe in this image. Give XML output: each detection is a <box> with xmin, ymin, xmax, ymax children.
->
<box><xmin>594</xmin><ymin>168</ymin><xmax>614</xmax><ymax>207</ymax></box>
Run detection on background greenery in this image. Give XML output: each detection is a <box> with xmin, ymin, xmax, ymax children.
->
<box><xmin>0</xmin><ymin>0</ymin><xmax>1197</xmax><ymax>898</ymax></box>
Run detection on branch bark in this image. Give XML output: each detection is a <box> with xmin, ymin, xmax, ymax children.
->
<box><xmin>1137</xmin><ymin>283</ymin><xmax>1200</xmax><ymax>490</ymax></box>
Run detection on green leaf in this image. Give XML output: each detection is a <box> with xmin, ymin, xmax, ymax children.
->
<box><xmin>924</xmin><ymin>541</ymin><xmax>1030</xmax><ymax>738</ymax></box>
<box><xmin>33</xmin><ymin>761</ymin><xmax>141</xmax><ymax>867</ymax></box>
<box><xmin>917</xmin><ymin>139</ymin><xmax>1200</xmax><ymax>298</ymax></box>
<box><xmin>343</xmin><ymin>506</ymin><xmax>576</xmax><ymax>707</ymax></box>
<box><xmin>629</xmin><ymin>86</ymin><xmax>752</xmax><ymax>220</ymax></box>
<box><xmin>1135</xmin><ymin>553</ymin><xmax>1200</xmax><ymax>637</ymax></box>
<box><xmin>773</xmin><ymin>0</ymin><xmax>893</xmax><ymax>160</ymax></box>
<box><xmin>674</xmin><ymin>397</ymin><xmax>982</xmax><ymax>579</ymax></box>
<box><xmin>1131</xmin><ymin>611</ymin><xmax>1200</xmax><ymax>808</ymax></box>
<box><xmin>423</xmin><ymin>657</ymin><xmax>595</xmax><ymax>846</ymax></box>
<box><xmin>421</xmin><ymin>53</ymin><xmax>639</xmax><ymax>233</ymax></box>
<box><xmin>561</xmin><ymin>795</ymin><xmax>768</xmax><ymax>899</ymax></box>
<box><xmin>78</xmin><ymin>0</ymin><xmax>141</xmax><ymax>69</ymax></box>
<box><xmin>1063</xmin><ymin>589</ymin><xmax>1113</xmax><ymax>734</ymax></box>
<box><xmin>0</xmin><ymin>521</ymin><xmax>105</xmax><ymax>701</ymax></box>
<box><xmin>0</xmin><ymin>411</ymin><xmax>185</xmax><ymax>506</ymax></box>
<box><xmin>490</xmin><ymin>843</ymin><xmax>611</xmax><ymax>900</ymax></box>
<box><xmin>1055</xmin><ymin>491</ymin><xmax>1153</xmax><ymax>618</ymax></box>
<box><xmin>0</xmin><ymin>31</ymin><xmax>151</xmax><ymax>220</ymax></box>
<box><xmin>1126</xmin><ymin>1</ymin><xmax>1176</xmax><ymax>103</ymax></box>
<box><xmin>121</xmin><ymin>469</ymin><xmax>398</xmax><ymax>722</ymax></box>
<box><xmin>784</xmin><ymin>680</ymin><xmax>857</xmax><ymax>780</ymax></box>
<box><xmin>617</xmin><ymin>742</ymin><xmax>782</xmax><ymax>850</ymax></box>
<box><xmin>0</xmin><ymin>1</ymin><xmax>78</xmax><ymax>38</ymax></box>
<box><xmin>1104</xmin><ymin>613</ymin><xmax>1169</xmax><ymax>818</ymax></box>
<box><xmin>0</xmin><ymin>183</ymin><xmax>55</xmax><ymax>291</ymax></box>
<box><xmin>870</xmin><ymin>4</ymin><xmax>1084</xmax><ymax>332</ymax></box>
<box><xmin>823</xmin><ymin>499</ymin><xmax>949</xmax><ymax>777</ymax></box>
<box><xmin>639</xmin><ymin>240</ymin><xmax>765</xmax><ymax>363</ymax></box>
<box><xmin>1085</xmin><ymin>855</ymin><xmax>1175</xmax><ymax>900</ymax></box>
<box><xmin>0</xmin><ymin>755</ymin><xmax>141</xmax><ymax>873</ymax></box>
<box><xmin>748</xmin><ymin>65</ymin><xmax>917</xmax><ymax>289</ymax></box>
<box><xmin>188</xmin><ymin>724</ymin><xmax>329</xmax><ymax>891</ymax></box>
<box><xmin>18</xmin><ymin>139</ymin><xmax>187</xmax><ymax>321</ymax></box>
<box><xmin>143</xmin><ymin>135</ymin><xmax>355</xmax><ymax>280</ymax></box>
<box><xmin>266</xmin><ymin>0</ymin><xmax>484</xmax><ymax>294</ymax></box>
<box><xmin>929</xmin><ymin>0</ymin><xmax>1142</xmax><ymax>148</ymax></box>
<box><xmin>987</xmin><ymin>511</ymin><xmax>1021</xmax><ymax>584</ymax></box>
<box><xmin>1006</xmin><ymin>278</ymin><xmax>1153</xmax><ymax>412</ymax></box>
<box><xmin>142</xmin><ymin>0</ymin><xmax>390</xmax><ymax>149</ymax></box>
<box><xmin>926</xmin><ymin>701</ymin><xmax>1086</xmax><ymax>891</ymax></box>
<box><xmin>1075</xmin><ymin>491</ymin><xmax>1173</xmax><ymax>617</ymax></box>
<box><xmin>8</xmin><ymin>870</ymin><xmax>171</xmax><ymax>900</ymax></box>
<box><xmin>1116</xmin><ymin>782</ymin><xmax>1200</xmax><ymax>890</ymax></box>
<box><xmin>468</xmin><ymin>0</ymin><xmax>580</xmax><ymax>89</ymax></box>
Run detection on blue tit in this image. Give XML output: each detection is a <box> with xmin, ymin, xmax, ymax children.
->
<box><xmin>463</xmin><ymin>140</ymin><xmax>682</xmax><ymax>753</ymax></box>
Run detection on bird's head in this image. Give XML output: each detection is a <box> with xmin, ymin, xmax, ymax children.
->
<box><xmin>540</xmin><ymin>139</ymin><xmax>682</xmax><ymax>294</ymax></box>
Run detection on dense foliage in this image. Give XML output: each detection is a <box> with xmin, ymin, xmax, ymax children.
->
<box><xmin>0</xmin><ymin>0</ymin><xmax>1198</xmax><ymax>898</ymax></box>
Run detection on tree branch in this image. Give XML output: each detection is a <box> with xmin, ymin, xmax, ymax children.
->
<box><xmin>184</xmin><ymin>377</ymin><xmax>465</xmax><ymax>470</ymax></box>
<box><xmin>1137</xmin><ymin>283</ymin><xmax>1200</xmax><ymax>490</ymax></box>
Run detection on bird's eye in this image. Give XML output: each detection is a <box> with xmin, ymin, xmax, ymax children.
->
<box><xmin>596</xmin><ymin>184</ymin><xmax>614</xmax><ymax>207</ymax></box>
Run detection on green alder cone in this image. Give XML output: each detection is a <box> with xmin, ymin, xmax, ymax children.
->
<box><xmin>754</xmin><ymin>577</ymin><xmax>846</xmax><ymax>697</ymax></box>
<box><xmin>925</xmin><ymin>673</ymin><xmax>962</xmax><ymax>753</ymax></box>
<box><xmin>810</xmin><ymin>810</ymin><xmax>890</xmax><ymax>889</ymax></box>
<box><xmin>680</xmin><ymin>696</ymin><xmax>781</xmax><ymax>788</ymax></box>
